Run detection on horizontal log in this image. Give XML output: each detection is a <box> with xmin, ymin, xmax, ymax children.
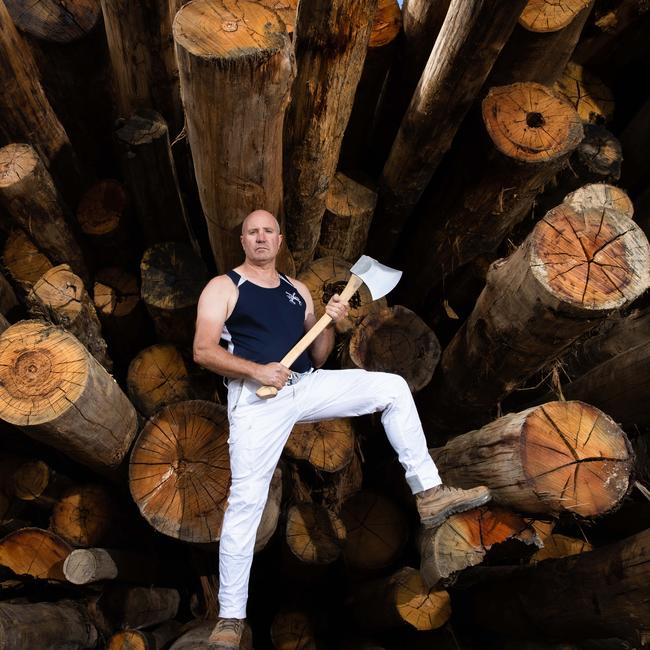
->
<box><xmin>0</xmin><ymin>527</ymin><xmax>71</xmax><ymax>580</ymax></box>
<box><xmin>270</xmin><ymin>611</ymin><xmax>317</xmax><ymax>650</ymax></box>
<box><xmin>285</xmin><ymin>419</ymin><xmax>355</xmax><ymax>473</ymax></box>
<box><xmin>169</xmin><ymin>621</ymin><xmax>253</xmax><ymax>650</ymax></box>
<box><xmin>107</xmin><ymin>621</ymin><xmax>183</xmax><ymax>650</ymax></box>
<box><xmin>2</xmin><ymin>228</ymin><xmax>52</xmax><ymax>292</ymax></box>
<box><xmin>285</xmin><ymin>502</ymin><xmax>346</xmax><ymax>565</ymax></box>
<box><xmin>531</xmin><ymin>533</ymin><xmax>593</xmax><ymax>563</ymax></box>
<box><xmin>64</xmin><ymin>547</ymin><xmax>160</xmax><ymax>585</ymax></box>
<box><xmin>555</xmin><ymin>60</ymin><xmax>615</xmax><ymax>124</ymax></box>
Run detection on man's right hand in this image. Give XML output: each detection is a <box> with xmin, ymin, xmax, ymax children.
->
<box><xmin>254</xmin><ymin>362</ymin><xmax>291</xmax><ymax>389</ymax></box>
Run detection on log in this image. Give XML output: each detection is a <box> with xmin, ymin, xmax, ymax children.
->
<box><xmin>0</xmin><ymin>527</ymin><xmax>71</xmax><ymax>580</ymax></box>
<box><xmin>397</xmin><ymin>82</ymin><xmax>584</xmax><ymax>306</ymax></box>
<box><xmin>320</xmin><ymin>451</ymin><xmax>363</xmax><ymax>511</ymax></box>
<box><xmin>461</xmin><ymin>528</ymin><xmax>650</xmax><ymax>645</ymax></box>
<box><xmin>254</xmin><ymin>466</ymin><xmax>282</xmax><ymax>553</ymax></box>
<box><xmin>0</xmin><ymin>600</ymin><xmax>97</xmax><ymax>650</ymax></box>
<box><xmin>140</xmin><ymin>242</ymin><xmax>207</xmax><ymax>347</ymax></box>
<box><xmin>315</xmin><ymin>172</ymin><xmax>377</xmax><ymax>262</ymax></box>
<box><xmin>0</xmin><ymin>313</ymin><xmax>9</xmax><ymax>334</ymax></box>
<box><xmin>0</xmin><ymin>144</ymin><xmax>88</xmax><ymax>283</ymax></box>
<box><xmin>2</xmin><ymin>228</ymin><xmax>52</xmax><ymax>292</ymax></box>
<box><xmin>421</xmin><ymin>202</ymin><xmax>650</xmax><ymax>432</ymax></box>
<box><xmin>620</xmin><ymin>96</ymin><xmax>650</xmax><ymax>196</ymax></box>
<box><xmin>347</xmin><ymin>305</ymin><xmax>440</xmax><ymax>393</ymax></box>
<box><xmin>284</xmin><ymin>419</ymin><xmax>355</xmax><ymax>473</ymax></box>
<box><xmin>126</xmin><ymin>343</ymin><xmax>217</xmax><ymax>417</ymax></box>
<box><xmin>419</xmin><ymin>506</ymin><xmax>543</xmax><ymax>587</ymax></box>
<box><xmin>555</xmin><ymin>60</ymin><xmax>615</xmax><ymax>124</ymax></box>
<box><xmin>129</xmin><ymin>400</ymin><xmax>229</xmax><ymax>543</ymax></box>
<box><xmin>0</xmin><ymin>321</ymin><xmax>138</xmax><ymax>473</ymax></box>
<box><xmin>107</xmin><ymin>621</ymin><xmax>183</xmax><ymax>650</ymax></box>
<box><xmin>563</xmin><ymin>182</ymin><xmax>633</xmax><ymax>218</ymax></box>
<box><xmin>487</xmin><ymin>0</ymin><xmax>595</xmax><ymax>87</ymax></box>
<box><xmin>173</xmin><ymin>0</ymin><xmax>293</xmax><ymax>273</ymax></box>
<box><xmin>100</xmin><ymin>0</ymin><xmax>182</xmax><ymax>132</ymax></box>
<box><xmin>340</xmin><ymin>491</ymin><xmax>408</xmax><ymax>571</ymax></box>
<box><xmin>27</xmin><ymin>264</ymin><xmax>112</xmax><ymax>370</ymax></box>
<box><xmin>369</xmin><ymin>0</ymin><xmax>528</xmax><ymax>260</ymax></box>
<box><xmin>338</xmin><ymin>0</ymin><xmax>402</xmax><ymax>172</ymax></box>
<box><xmin>169</xmin><ymin>621</ymin><xmax>253</xmax><ymax>650</ymax></box>
<box><xmin>297</xmin><ymin>257</ymin><xmax>387</xmax><ymax>336</ymax></box>
<box><xmin>531</xmin><ymin>533</ymin><xmax>593</xmax><ymax>562</ymax></box>
<box><xmin>430</xmin><ymin>401</ymin><xmax>633</xmax><ymax>518</ymax></box>
<box><xmin>348</xmin><ymin>566</ymin><xmax>451</xmax><ymax>631</ymax></box>
<box><xmin>115</xmin><ymin>111</ymin><xmax>192</xmax><ymax>247</ymax></box>
<box><xmin>270</xmin><ymin>611</ymin><xmax>317</xmax><ymax>650</ymax></box>
<box><xmin>0</xmin><ymin>3</ymin><xmax>83</xmax><ymax>203</ymax></box>
<box><xmin>64</xmin><ymin>547</ymin><xmax>160</xmax><ymax>585</ymax></box>
<box><xmin>283</xmin><ymin>0</ymin><xmax>378</xmax><ymax>270</ymax></box>
<box><xmin>285</xmin><ymin>502</ymin><xmax>346</xmax><ymax>565</ymax></box>
<box><xmin>12</xmin><ymin>459</ymin><xmax>71</xmax><ymax>508</ymax></box>
<box><xmin>0</xmin><ymin>272</ymin><xmax>18</xmax><ymax>316</ymax></box>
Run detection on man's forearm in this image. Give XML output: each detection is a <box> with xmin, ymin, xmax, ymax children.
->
<box><xmin>309</xmin><ymin>325</ymin><xmax>335</xmax><ymax>368</ymax></box>
<box><xmin>194</xmin><ymin>344</ymin><xmax>263</xmax><ymax>382</ymax></box>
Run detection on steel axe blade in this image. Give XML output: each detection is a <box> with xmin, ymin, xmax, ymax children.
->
<box><xmin>349</xmin><ymin>255</ymin><xmax>402</xmax><ymax>300</ymax></box>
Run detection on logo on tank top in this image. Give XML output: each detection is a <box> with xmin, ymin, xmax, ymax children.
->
<box><xmin>285</xmin><ymin>291</ymin><xmax>302</xmax><ymax>306</ymax></box>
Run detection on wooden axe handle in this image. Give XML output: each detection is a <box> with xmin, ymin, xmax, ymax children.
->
<box><xmin>256</xmin><ymin>274</ymin><xmax>365</xmax><ymax>399</ymax></box>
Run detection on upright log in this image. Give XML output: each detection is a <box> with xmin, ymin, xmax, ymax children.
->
<box><xmin>173</xmin><ymin>0</ymin><xmax>294</xmax><ymax>272</ymax></box>
<box><xmin>2</xmin><ymin>228</ymin><xmax>52</xmax><ymax>292</ymax></box>
<box><xmin>0</xmin><ymin>144</ymin><xmax>88</xmax><ymax>282</ymax></box>
<box><xmin>421</xmin><ymin>202</ymin><xmax>650</xmax><ymax>432</ymax></box>
<box><xmin>430</xmin><ymin>401</ymin><xmax>633</xmax><ymax>518</ymax></box>
<box><xmin>461</xmin><ymin>528</ymin><xmax>650</xmax><ymax>645</ymax></box>
<box><xmin>370</xmin><ymin>0</ymin><xmax>528</xmax><ymax>260</ymax></box>
<box><xmin>0</xmin><ymin>321</ymin><xmax>138</xmax><ymax>474</ymax></box>
<box><xmin>0</xmin><ymin>2</ymin><xmax>83</xmax><ymax>203</ymax></box>
<box><xmin>0</xmin><ymin>600</ymin><xmax>97</xmax><ymax>650</ymax></box>
<box><xmin>27</xmin><ymin>264</ymin><xmax>112</xmax><ymax>370</ymax></box>
<box><xmin>283</xmin><ymin>0</ymin><xmax>378</xmax><ymax>270</ymax></box>
<box><xmin>397</xmin><ymin>83</ymin><xmax>583</xmax><ymax>305</ymax></box>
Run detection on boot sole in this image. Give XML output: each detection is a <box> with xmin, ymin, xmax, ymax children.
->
<box><xmin>420</xmin><ymin>491</ymin><xmax>492</xmax><ymax>528</ymax></box>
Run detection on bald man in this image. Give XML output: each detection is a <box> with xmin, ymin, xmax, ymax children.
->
<box><xmin>194</xmin><ymin>210</ymin><xmax>490</xmax><ymax>649</ymax></box>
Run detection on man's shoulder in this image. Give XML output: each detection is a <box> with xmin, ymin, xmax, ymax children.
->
<box><xmin>201</xmin><ymin>274</ymin><xmax>237</xmax><ymax>297</ymax></box>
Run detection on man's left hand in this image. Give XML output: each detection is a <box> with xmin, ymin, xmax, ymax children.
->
<box><xmin>325</xmin><ymin>294</ymin><xmax>349</xmax><ymax>323</ymax></box>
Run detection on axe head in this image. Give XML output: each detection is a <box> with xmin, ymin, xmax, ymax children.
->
<box><xmin>349</xmin><ymin>255</ymin><xmax>402</xmax><ymax>300</ymax></box>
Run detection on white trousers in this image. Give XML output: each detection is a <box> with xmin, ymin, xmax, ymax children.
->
<box><xmin>218</xmin><ymin>368</ymin><xmax>441</xmax><ymax>619</ymax></box>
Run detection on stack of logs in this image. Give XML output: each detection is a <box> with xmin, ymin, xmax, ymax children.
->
<box><xmin>1</xmin><ymin>0</ymin><xmax>650</xmax><ymax>648</ymax></box>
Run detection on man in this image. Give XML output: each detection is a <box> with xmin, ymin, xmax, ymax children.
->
<box><xmin>193</xmin><ymin>210</ymin><xmax>490</xmax><ymax>649</ymax></box>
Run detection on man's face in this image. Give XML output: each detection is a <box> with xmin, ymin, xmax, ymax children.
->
<box><xmin>240</xmin><ymin>212</ymin><xmax>282</xmax><ymax>263</ymax></box>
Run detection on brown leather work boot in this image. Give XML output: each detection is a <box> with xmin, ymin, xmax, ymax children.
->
<box><xmin>208</xmin><ymin>617</ymin><xmax>245</xmax><ymax>649</ymax></box>
<box><xmin>416</xmin><ymin>484</ymin><xmax>491</xmax><ymax>527</ymax></box>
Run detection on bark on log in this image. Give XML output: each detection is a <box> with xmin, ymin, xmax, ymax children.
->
<box><xmin>0</xmin><ymin>600</ymin><xmax>97</xmax><ymax>650</ymax></box>
<box><xmin>397</xmin><ymin>82</ymin><xmax>584</xmax><ymax>306</ymax></box>
<box><xmin>419</xmin><ymin>506</ymin><xmax>543</xmax><ymax>587</ymax></box>
<box><xmin>115</xmin><ymin>111</ymin><xmax>192</xmax><ymax>247</ymax></box>
<box><xmin>0</xmin><ymin>314</ymin><xmax>9</xmax><ymax>334</ymax></box>
<box><xmin>316</xmin><ymin>172</ymin><xmax>377</xmax><ymax>262</ymax></box>
<box><xmin>298</xmin><ymin>257</ymin><xmax>387</xmax><ymax>336</ymax></box>
<box><xmin>285</xmin><ymin>502</ymin><xmax>346</xmax><ymax>565</ymax></box>
<box><xmin>64</xmin><ymin>547</ymin><xmax>160</xmax><ymax>585</ymax></box>
<box><xmin>169</xmin><ymin>621</ymin><xmax>253</xmax><ymax>650</ymax></box>
<box><xmin>0</xmin><ymin>3</ymin><xmax>83</xmax><ymax>203</ymax></box>
<box><xmin>555</xmin><ymin>61</ymin><xmax>615</xmax><ymax>124</ymax></box>
<box><xmin>531</xmin><ymin>533</ymin><xmax>592</xmax><ymax>562</ymax></box>
<box><xmin>340</xmin><ymin>491</ymin><xmax>408</xmax><ymax>571</ymax></box>
<box><xmin>0</xmin><ymin>272</ymin><xmax>18</xmax><ymax>316</ymax></box>
<box><xmin>2</xmin><ymin>228</ymin><xmax>52</xmax><ymax>292</ymax></box>
<box><xmin>285</xmin><ymin>419</ymin><xmax>355</xmax><ymax>473</ymax></box>
<box><xmin>369</xmin><ymin>0</ymin><xmax>528</xmax><ymax>260</ymax></box>
<box><xmin>27</xmin><ymin>264</ymin><xmax>112</xmax><ymax>370</ymax></box>
<box><xmin>140</xmin><ymin>242</ymin><xmax>207</xmax><ymax>347</ymax></box>
<box><xmin>283</xmin><ymin>0</ymin><xmax>378</xmax><ymax>271</ymax></box>
<box><xmin>0</xmin><ymin>527</ymin><xmax>71</xmax><ymax>580</ymax></box>
<box><xmin>270</xmin><ymin>611</ymin><xmax>317</xmax><ymax>650</ymax></box>
<box><xmin>0</xmin><ymin>321</ymin><xmax>138</xmax><ymax>473</ymax></box>
<box><xmin>320</xmin><ymin>451</ymin><xmax>363</xmax><ymax>512</ymax></box>
<box><xmin>0</xmin><ymin>144</ymin><xmax>88</xmax><ymax>283</ymax></box>
<box><xmin>107</xmin><ymin>621</ymin><xmax>182</xmax><ymax>650</ymax></box>
<box><xmin>487</xmin><ymin>0</ymin><xmax>594</xmax><ymax>87</ymax></box>
<box><xmin>421</xmin><ymin>202</ymin><xmax>650</xmax><ymax>432</ymax></box>
<box><xmin>129</xmin><ymin>400</ymin><xmax>230</xmax><ymax>543</ymax></box>
<box><xmin>347</xmin><ymin>305</ymin><xmax>440</xmax><ymax>393</ymax></box>
<box><xmin>460</xmin><ymin>528</ymin><xmax>650</xmax><ymax>645</ymax></box>
<box><xmin>100</xmin><ymin>0</ymin><xmax>182</xmax><ymax>132</ymax></box>
<box><xmin>348</xmin><ymin>566</ymin><xmax>451</xmax><ymax>631</ymax></box>
<box><xmin>430</xmin><ymin>401</ymin><xmax>633</xmax><ymax>518</ymax></box>
<box><xmin>173</xmin><ymin>0</ymin><xmax>293</xmax><ymax>273</ymax></box>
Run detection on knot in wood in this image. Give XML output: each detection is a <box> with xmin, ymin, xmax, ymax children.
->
<box><xmin>15</xmin><ymin>350</ymin><xmax>52</xmax><ymax>391</ymax></box>
<box><xmin>526</xmin><ymin>112</ymin><xmax>545</xmax><ymax>128</ymax></box>
<box><xmin>322</xmin><ymin>281</ymin><xmax>361</xmax><ymax>309</ymax></box>
<box><xmin>222</xmin><ymin>20</ymin><xmax>238</xmax><ymax>32</ymax></box>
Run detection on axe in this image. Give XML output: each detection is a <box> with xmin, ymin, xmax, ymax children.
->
<box><xmin>256</xmin><ymin>255</ymin><xmax>402</xmax><ymax>399</ymax></box>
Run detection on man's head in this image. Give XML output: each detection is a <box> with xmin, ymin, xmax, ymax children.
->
<box><xmin>240</xmin><ymin>210</ymin><xmax>282</xmax><ymax>264</ymax></box>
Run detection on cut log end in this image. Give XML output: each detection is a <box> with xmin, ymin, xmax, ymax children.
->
<box><xmin>522</xmin><ymin>401</ymin><xmax>633</xmax><ymax>517</ymax></box>
<box><xmin>369</xmin><ymin>0</ymin><xmax>402</xmax><ymax>48</ymax></box>
<box><xmin>0</xmin><ymin>143</ymin><xmax>38</xmax><ymax>188</ymax></box>
<box><xmin>115</xmin><ymin>110</ymin><xmax>167</xmax><ymax>148</ymax></box>
<box><xmin>94</xmin><ymin>268</ymin><xmax>140</xmax><ymax>318</ymax></box>
<box><xmin>392</xmin><ymin>568</ymin><xmax>451</xmax><ymax>631</ymax></box>
<box><xmin>12</xmin><ymin>460</ymin><xmax>50</xmax><ymax>501</ymax></box>
<box><xmin>270</xmin><ymin>611</ymin><xmax>317</xmax><ymax>650</ymax></box>
<box><xmin>129</xmin><ymin>400</ymin><xmax>230</xmax><ymax>543</ymax></box>
<box><xmin>563</xmin><ymin>183</ymin><xmax>634</xmax><ymax>219</ymax></box>
<box><xmin>482</xmin><ymin>82</ymin><xmax>583</xmax><ymax>163</ymax></box>
<box><xmin>531</xmin><ymin>203</ymin><xmax>650</xmax><ymax>310</ymax></box>
<box><xmin>285</xmin><ymin>502</ymin><xmax>346</xmax><ymax>564</ymax></box>
<box><xmin>173</xmin><ymin>0</ymin><xmax>288</xmax><ymax>60</ymax></box>
<box><xmin>77</xmin><ymin>180</ymin><xmax>128</xmax><ymax>237</ymax></box>
<box><xmin>519</xmin><ymin>0</ymin><xmax>592</xmax><ymax>33</ymax></box>
<box><xmin>285</xmin><ymin>418</ymin><xmax>355</xmax><ymax>472</ymax></box>
<box><xmin>555</xmin><ymin>61</ymin><xmax>615</xmax><ymax>124</ymax></box>
<box><xmin>2</xmin><ymin>229</ymin><xmax>52</xmax><ymax>290</ymax></box>
<box><xmin>0</xmin><ymin>527</ymin><xmax>71</xmax><ymax>580</ymax></box>
<box><xmin>30</xmin><ymin>264</ymin><xmax>84</xmax><ymax>319</ymax></box>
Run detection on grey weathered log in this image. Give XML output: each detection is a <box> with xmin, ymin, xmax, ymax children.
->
<box><xmin>64</xmin><ymin>547</ymin><xmax>160</xmax><ymax>585</ymax></box>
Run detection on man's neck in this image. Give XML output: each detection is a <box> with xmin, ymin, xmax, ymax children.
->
<box><xmin>238</xmin><ymin>260</ymin><xmax>279</xmax><ymax>287</ymax></box>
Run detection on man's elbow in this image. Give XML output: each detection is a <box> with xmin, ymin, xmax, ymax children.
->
<box><xmin>193</xmin><ymin>343</ymin><xmax>208</xmax><ymax>368</ymax></box>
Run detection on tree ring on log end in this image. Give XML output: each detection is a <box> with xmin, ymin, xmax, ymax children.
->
<box><xmin>4</xmin><ymin>0</ymin><xmax>100</xmax><ymax>43</ymax></box>
<box><xmin>0</xmin><ymin>321</ymin><xmax>87</xmax><ymax>426</ymax></box>
<box><xmin>393</xmin><ymin>567</ymin><xmax>451</xmax><ymax>630</ymax></box>
<box><xmin>563</xmin><ymin>183</ymin><xmax>633</xmax><ymax>220</ymax></box>
<box><xmin>94</xmin><ymin>268</ymin><xmax>140</xmax><ymax>319</ymax></box>
<box><xmin>173</xmin><ymin>0</ymin><xmax>288</xmax><ymax>60</ymax></box>
<box><xmin>129</xmin><ymin>400</ymin><xmax>230</xmax><ymax>543</ymax></box>
<box><xmin>555</xmin><ymin>62</ymin><xmax>615</xmax><ymax>125</ymax></box>
<box><xmin>31</xmin><ymin>264</ymin><xmax>84</xmax><ymax>320</ymax></box>
<box><xmin>521</xmin><ymin>401</ymin><xmax>633</xmax><ymax>517</ymax></box>
<box><xmin>0</xmin><ymin>144</ymin><xmax>38</xmax><ymax>188</ymax></box>
<box><xmin>530</xmin><ymin>203</ymin><xmax>650</xmax><ymax>310</ymax></box>
<box><xmin>13</xmin><ymin>460</ymin><xmax>50</xmax><ymax>501</ymax></box>
<box><xmin>2</xmin><ymin>229</ymin><xmax>52</xmax><ymax>289</ymax></box>
<box><xmin>370</xmin><ymin>0</ymin><xmax>402</xmax><ymax>48</ymax></box>
<box><xmin>285</xmin><ymin>418</ymin><xmax>355</xmax><ymax>472</ymax></box>
<box><xmin>285</xmin><ymin>502</ymin><xmax>346</xmax><ymax>564</ymax></box>
<box><xmin>77</xmin><ymin>180</ymin><xmax>127</xmax><ymax>236</ymax></box>
<box><xmin>519</xmin><ymin>0</ymin><xmax>591</xmax><ymax>33</ymax></box>
<box><xmin>482</xmin><ymin>82</ymin><xmax>583</xmax><ymax>163</ymax></box>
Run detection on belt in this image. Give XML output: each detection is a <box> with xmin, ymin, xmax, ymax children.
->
<box><xmin>286</xmin><ymin>369</ymin><xmax>313</xmax><ymax>386</ymax></box>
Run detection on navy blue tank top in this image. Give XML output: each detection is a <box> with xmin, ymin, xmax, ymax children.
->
<box><xmin>223</xmin><ymin>271</ymin><xmax>312</xmax><ymax>373</ymax></box>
